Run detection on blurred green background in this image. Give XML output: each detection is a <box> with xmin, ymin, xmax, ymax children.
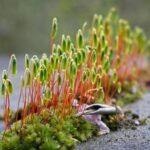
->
<box><xmin>0</xmin><ymin>0</ymin><xmax>149</xmax><ymax>55</ymax></box>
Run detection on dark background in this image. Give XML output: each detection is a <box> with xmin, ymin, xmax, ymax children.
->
<box><xmin>0</xmin><ymin>0</ymin><xmax>149</xmax><ymax>55</ymax></box>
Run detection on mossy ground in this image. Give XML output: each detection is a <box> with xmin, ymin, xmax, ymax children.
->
<box><xmin>0</xmin><ymin>110</ymin><xmax>99</xmax><ymax>150</ymax></box>
<box><xmin>115</xmin><ymin>81</ymin><xmax>146</xmax><ymax>107</ymax></box>
<box><xmin>0</xmin><ymin>83</ymin><xmax>147</xmax><ymax>150</ymax></box>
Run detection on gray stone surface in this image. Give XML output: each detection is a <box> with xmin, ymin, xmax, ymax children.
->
<box><xmin>0</xmin><ymin>55</ymin><xmax>24</xmax><ymax>112</ymax></box>
<box><xmin>0</xmin><ymin>55</ymin><xmax>24</xmax><ymax>131</ymax></box>
<box><xmin>0</xmin><ymin>122</ymin><xmax>4</xmax><ymax>131</ymax></box>
<box><xmin>75</xmin><ymin>93</ymin><xmax>150</xmax><ymax>150</ymax></box>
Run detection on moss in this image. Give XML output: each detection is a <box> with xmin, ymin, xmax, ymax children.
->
<box><xmin>0</xmin><ymin>112</ymin><xmax>99</xmax><ymax>150</ymax></box>
<box><xmin>102</xmin><ymin>109</ymin><xmax>147</xmax><ymax>132</ymax></box>
<box><xmin>0</xmin><ymin>7</ymin><xmax>148</xmax><ymax>150</ymax></box>
<box><xmin>116</xmin><ymin>83</ymin><xmax>145</xmax><ymax>107</ymax></box>
<box><xmin>0</xmin><ymin>115</ymin><xmax>3</xmax><ymax>121</ymax></box>
<box><xmin>139</xmin><ymin>119</ymin><xmax>147</xmax><ymax>125</ymax></box>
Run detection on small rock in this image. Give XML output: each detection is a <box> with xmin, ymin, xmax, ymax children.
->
<box><xmin>132</xmin><ymin>113</ymin><xmax>139</xmax><ymax>119</ymax></box>
<box><xmin>131</xmin><ymin>126</ymin><xmax>137</xmax><ymax>130</ymax></box>
<box><xmin>134</xmin><ymin>120</ymin><xmax>140</xmax><ymax>126</ymax></box>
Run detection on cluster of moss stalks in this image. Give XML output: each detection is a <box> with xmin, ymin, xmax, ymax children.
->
<box><xmin>0</xmin><ymin>8</ymin><xmax>149</xmax><ymax>150</ymax></box>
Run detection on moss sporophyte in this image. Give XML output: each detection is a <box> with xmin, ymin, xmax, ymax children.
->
<box><xmin>0</xmin><ymin>8</ymin><xmax>149</xmax><ymax>150</ymax></box>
